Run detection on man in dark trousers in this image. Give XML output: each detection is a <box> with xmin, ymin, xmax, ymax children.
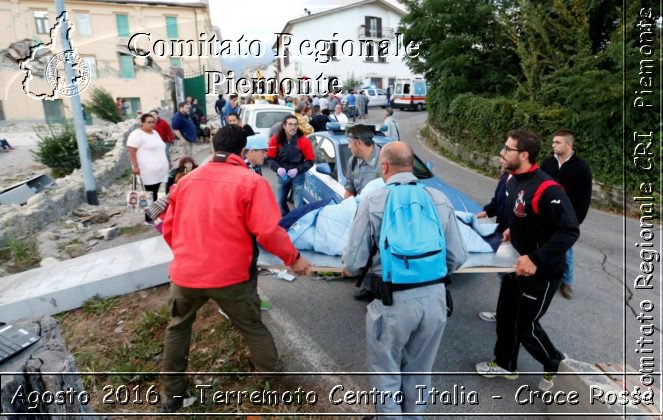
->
<box><xmin>160</xmin><ymin>126</ymin><xmax>311</xmax><ymax>412</ymax></box>
<box><xmin>214</xmin><ymin>94</ymin><xmax>226</xmax><ymax>126</ymax></box>
<box><xmin>540</xmin><ymin>128</ymin><xmax>592</xmax><ymax>299</ymax></box>
<box><xmin>476</xmin><ymin>129</ymin><xmax>579</xmax><ymax>392</ymax></box>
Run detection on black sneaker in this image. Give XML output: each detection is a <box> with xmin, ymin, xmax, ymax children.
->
<box><xmin>353</xmin><ymin>289</ymin><xmax>375</xmax><ymax>302</ymax></box>
<box><xmin>160</xmin><ymin>398</ymin><xmax>183</xmax><ymax>413</ymax></box>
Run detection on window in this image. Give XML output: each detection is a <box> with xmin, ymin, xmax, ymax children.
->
<box><xmin>255</xmin><ymin>111</ymin><xmax>293</xmax><ymax>129</ymax></box>
<box><xmin>365</xmin><ymin>42</ymin><xmax>374</xmax><ymax>62</ymax></box>
<box><xmin>364</xmin><ymin>16</ymin><xmax>382</xmax><ymax>37</ymax></box>
<box><xmin>414</xmin><ymin>82</ymin><xmax>426</xmax><ymax>96</ymax></box>
<box><xmin>283</xmin><ymin>48</ymin><xmax>290</xmax><ymax>67</ymax></box>
<box><xmin>76</xmin><ymin>13</ymin><xmax>92</xmax><ymax>36</ymax></box>
<box><xmin>165</xmin><ymin>16</ymin><xmax>178</xmax><ymax>38</ymax></box>
<box><xmin>118</xmin><ymin>54</ymin><xmax>135</xmax><ymax>78</ymax></box>
<box><xmin>82</xmin><ymin>56</ymin><xmax>97</xmax><ymax>79</ymax></box>
<box><xmin>116</xmin><ymin>14</ymin><xmax>129</xmax><ymax>37</ymax></box>
<box><xmin>170</xmin><ymin>57</ymin><xmax>182</xmax><ymax>68</ymax></box>
<box><xmin>34</xmin><ymin>11</ymin><xmax>49</xmax><ymax>34</ymax></box>
<box><xmin>317</xmin><ymin>138</ymin><xmax>338</xmax><ymax>180</ymax></box>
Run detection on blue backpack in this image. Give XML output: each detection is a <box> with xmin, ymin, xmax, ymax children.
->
<box><xmin>380</xmin><ymin>182</ymin><xmax>447</xmax><ymax>284</ymax></box>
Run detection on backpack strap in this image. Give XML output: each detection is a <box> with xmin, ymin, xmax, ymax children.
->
<box><xmin>532</xmin><ymin>180</ymin><xmax>560</xmax><ymax>215</ymax></box>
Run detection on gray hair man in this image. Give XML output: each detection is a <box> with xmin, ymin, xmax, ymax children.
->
<box><xmin>342</xmin><ymin>142</ymin><xmax>468</xmax><ymax>419</ymax></box>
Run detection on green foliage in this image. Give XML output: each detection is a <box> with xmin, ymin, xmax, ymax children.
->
<box><xmin>32</xmin><ymin>122</ymin><xmax>112</xmax><ymax>178</ymax></box>
<box><xmin>0</xmin><ymin>237</ymin><xmax>41</xmax><ymax>273</ymax></box>
<box><xmin>342</xmin><ymin>73</ymin><xmax>363</xmax><ymax>91</ymax></box>
<box><xmin>84</xmin><ymin>87</ymin><xmax>122</xmax><ymax>123</ymax></box>
<box><xmin>83</xmin><ymin>294</ymin><xmax>118</xmax><ymax>315</ymax></box>
<box><xmin>398</xmin><ymin>0</ymin><xmax>648</xmax><ymax>190</ymax></box>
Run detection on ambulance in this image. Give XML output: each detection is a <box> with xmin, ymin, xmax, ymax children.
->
<box><xmin>391</xmin><ymin>78</ymin><xmax>428</xmax><ymax>111</ymax></box>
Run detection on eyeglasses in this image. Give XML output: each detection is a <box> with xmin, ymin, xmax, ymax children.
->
<box><xmin>501</xmin><ymin>145</ymin><xmax>522</xmax><ymax>153</ymax></box>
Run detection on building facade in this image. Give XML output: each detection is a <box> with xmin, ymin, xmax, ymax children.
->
<box><xmin>0</xmin><ymin>0</ymin><xmax>219</xmax><ymax>122</ymax></box>
<box><xmin>275</xmin><ymin>0</ymin><xmax>421</xmax><ymax>94</ymax></box>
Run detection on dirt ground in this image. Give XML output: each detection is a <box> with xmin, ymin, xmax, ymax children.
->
<box><xmin>57</xmin><ymin>284</ymin><xmax>337</xmax><ymax>417</ymax></box>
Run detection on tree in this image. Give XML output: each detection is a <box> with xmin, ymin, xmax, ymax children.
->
<box><xmin>398</xmin><ymin>0</ymin><xmax>520</xmax><ymax>113</ymax></box>
<box><xmin>84</xmin><ymin>87</ymin><xmax>122</xmax><ymax>123</ymax></box>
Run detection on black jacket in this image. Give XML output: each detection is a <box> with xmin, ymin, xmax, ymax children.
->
<box><xmin>540</xmin><ymin>153</ymin><xmax>592</xmax><ymax>224</ymax></box>
<box><xmin>311</xmin><ymin>114</ymin><xmax>330</xmax><ymax>132</ymax></box>
<box><xmin>483</xmin><ymin>172</ymin><xmax>509</xmax><ymax>233</ymax></box>
<box><xmin>506</xmin><ymin>166</ymin><xmax>579</xmax><ymax>277</ymax></box>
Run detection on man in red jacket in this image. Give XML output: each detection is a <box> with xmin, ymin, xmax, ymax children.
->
<box><xmin>150</xmin><ymin>109</ymin><xmax>175</xmax><ymax>166</ymax></box>
<box><xmin>160</xmin><ymin>125</ymin><xmax>311</xmax><ymax>412</ymax></box>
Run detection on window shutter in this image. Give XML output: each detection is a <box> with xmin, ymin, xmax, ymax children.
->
<box><xmin>364</xmin><ymin>16</ymin><xmax>370</xmax><ymax>36</ymax></box>
<box><xmin>284</xmin><ymin>48</ymin><xmax>290</xmax><ymax>67</ymax></box>
<box><xmin>116</xmin><ymin>14</ymin><xmax>129</xmax><ymax>37</ymax></box>
<box><xmin>166</xmin><ymin>16</ymin><xmax>178</xmax><ymax>38</ymax></box>
<box><xmin>377</xmin><ymin>17</ymin><xmax>382</xmax><ymax>38</ymax></box>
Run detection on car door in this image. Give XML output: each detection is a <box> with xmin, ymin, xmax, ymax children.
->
<box><xmin>375</xmin><ymin>89</ymin><xmax>387</xmax><ymax>107</ymax></box>
<box><xmin>304</xmin><ymin>135</ymin><xmax>344</xmax><ymax>203</ymax></box>
<box><xmin>367</xmin><ymin>89</ymin><xmax>376</xmax><ymax>107</ymax></box>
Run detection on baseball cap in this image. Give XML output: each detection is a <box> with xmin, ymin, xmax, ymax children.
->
<box><xmin>245</xmin><ymin>135</ymin><xmax>268</xmax><ymax>150</ymax></box>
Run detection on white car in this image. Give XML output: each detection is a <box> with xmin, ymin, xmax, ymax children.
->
<box><xmin>361</xmin><ymin>88</ymin><xmax>389</xmax><ymax>108</ymax></box>
<box><xmin>238</xmin><ymin>104</ymin><xmax>294</xmax><ymax>138</ymax></box>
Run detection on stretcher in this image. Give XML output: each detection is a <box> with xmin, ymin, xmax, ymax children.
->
<box><xmin>257</xmin><ymin>242</ymin><xmax>518</xmax><ymax>274</ymax></box>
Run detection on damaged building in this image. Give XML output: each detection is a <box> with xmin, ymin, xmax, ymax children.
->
<box><xmin>0</xmin><ymin>0</ymin><xmax>221</xmax><ymax>122</ymax></box>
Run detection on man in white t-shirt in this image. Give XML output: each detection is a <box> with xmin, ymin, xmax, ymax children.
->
<box><xmin>127</xmin><ymin>114</ymin><xmax>169</xmax><ymax>217</ymax></box>
<box><xmin>329</xmin><ymin>104</ymin><xmax>348</xmax><ymax>124</ymax></box>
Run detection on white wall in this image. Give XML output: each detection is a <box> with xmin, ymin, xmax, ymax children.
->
<box><xmin>278</xmin><ymin>3</ymin><xmax>420</xmax><ymax>92</ymax></box>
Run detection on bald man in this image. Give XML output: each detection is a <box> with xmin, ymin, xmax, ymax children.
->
<box><xmin>342</xmin><ymin>142</ymin><xmax>468</xmax><ymax>419</ymax></box>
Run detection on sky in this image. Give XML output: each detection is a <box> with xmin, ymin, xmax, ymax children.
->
<box><xmin>208</xmin><ymin>0</ymin><xmax>403</xmax><ymax>74</ymax></box>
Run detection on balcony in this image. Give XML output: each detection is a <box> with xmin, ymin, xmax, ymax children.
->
<box><xmin>358</xmin><ymin>25</ymin><xmax>395</xmax><ymax>39</ymax></box>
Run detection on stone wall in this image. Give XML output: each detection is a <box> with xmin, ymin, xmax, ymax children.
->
<box><xmin>0</xmin><ymin>121</ymin><xmax>136</xmax><ymax>246</ymax></box>
<box><xmin>426</xmin><ymin>125</ymin><xmax>625</xmax><ymax>210</ymax></box>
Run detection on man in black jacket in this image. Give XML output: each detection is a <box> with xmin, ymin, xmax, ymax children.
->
<box><xmin>476</xmin><ymin>129</ymin><xmax>579</xmax><ymax>392</ymax></box>
<box><xmin>540</xmin><ymin>128</ymin><xmax>592</xmax><ymax>299</ymax></box>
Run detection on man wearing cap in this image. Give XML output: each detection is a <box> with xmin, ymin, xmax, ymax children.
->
<box><xmin>244</xmin><ymin>135</ymin><xmax>268</xmax><ymax>176</ymax></box>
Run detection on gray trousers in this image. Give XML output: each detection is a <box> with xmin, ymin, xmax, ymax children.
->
<box><xmin>366</xmin><ymin>283</ymin><xmax>447</xmax><ymax>420</ymax></box>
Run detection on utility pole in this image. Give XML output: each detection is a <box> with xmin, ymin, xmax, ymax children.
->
<box><xmin>55</xmin><ymin>0</ymin><xmax>98</xmax><ymax>205</ymax></box>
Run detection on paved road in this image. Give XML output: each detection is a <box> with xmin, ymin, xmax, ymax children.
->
<box><xmin>246</xmin><ymin>110</ymin><xmax>656</xmax><ymax>417</ymax></box>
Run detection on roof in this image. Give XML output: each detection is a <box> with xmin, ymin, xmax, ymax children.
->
<box><xmin>87</xmin><ymin>0</ymin><xmax>207</xmax><ymax>7</ymax></box>
<box><xmin>276</xmin><ymin>0</ymin><xmax>405</xmax><ymax>41</ymax></box>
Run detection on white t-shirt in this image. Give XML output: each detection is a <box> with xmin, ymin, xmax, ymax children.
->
<box><xmin>330</xmin><ymin>112</ymin><xmax>348</xmax><ymax>124</ymax></box>
<box><xmin>319</xmin><ymin>97</ymin><xmax>328</xmax><ymax>110</ymax></box>
<box><xmin>127</xmin><ymin>128</ymin><xmax>169</xmax><ymax>185</ymax></box>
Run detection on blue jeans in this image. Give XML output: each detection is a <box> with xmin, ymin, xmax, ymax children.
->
<box><xmin>277</xmin><ymin>173</ymin><xmax>305</xmax><ymax>216</ymax></box>
<box><xmin>563</xmin><ymin>247</ymin><xmax>574</xmax><ymax>285</ymax></box>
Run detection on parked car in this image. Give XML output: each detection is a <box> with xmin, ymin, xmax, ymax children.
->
<box><xmin>361</xmin><ymin>87</ymin><xmax>389</xmax><ymax>108</ymax></box>
<box><xmin>303</xmin><ymin>123</ymin><xmax>481</xmax><ymax>213</ymax></box>
<box><xmin>238</xmin><ymin>104</ymin><xmax>294</xmax><ymax>138</ymax></box>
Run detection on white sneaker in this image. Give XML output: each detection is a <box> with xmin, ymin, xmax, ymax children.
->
<box><xmin>478</xmin><ymin>311</ymin><xmax>497</xmax><ymax>322</ymax></box>
<box><xmin>218</xmin><ymin>307</ymin><xmax>229</xmax><ymax>320</ymax></box>
<box><xmin>475</xmin><ymin>361</ymin><xmax>519</xmax><ymax>379</ymax></box>
<box><xmin>539</xmin><ymin>373</ymin><xmax>555</xmax><ymax>391</ymax></box>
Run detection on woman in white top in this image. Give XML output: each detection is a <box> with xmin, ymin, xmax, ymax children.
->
<box><xmin>127</xmin><ymin>113</ymin><xmax>169</xmax><ymax>203</ymax></box>
<box><xmin>329</xmin><ymin>104</ymin><xmax>349</xmax><ymax>124</ymax></box>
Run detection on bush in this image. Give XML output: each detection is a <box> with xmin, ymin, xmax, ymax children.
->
<box><xmin>32</xmin><ymin>121</ymin><xmax>111</xmax><ymax>178</ymax></box>
<box><xmin>84</xmin><ymin>87</ymin><xmax>122</xmax><ymax>123</ymax></box>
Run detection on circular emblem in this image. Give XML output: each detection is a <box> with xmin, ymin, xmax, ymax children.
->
<box><xmin>45</xmin><ymin>50</ymin><xmax>91</xmax><ymax>97</ymax></box>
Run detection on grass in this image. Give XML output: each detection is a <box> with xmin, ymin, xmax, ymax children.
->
<box><xmin>0</xmin><ymin>237</ymin><xmax>41</xmax><ymax>273</ymax></box>
<box><xmin>82</xmin><ymin>294</ymin><xmax>118</xmax><ymax>315</ymax></box>
<box><xmin>118</xmin><ymin>224</ymin><xmax>152</xmax><ymax>236</ymax></box>
<box><xmin>58</xmin><ymin>286</ymin><xmax>328</xmax><ymax>416</ymax></box>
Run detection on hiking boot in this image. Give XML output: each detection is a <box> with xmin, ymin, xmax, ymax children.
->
<box><xmin>539</xmin><ymin>373</ymin><xmax>556</xmax><ymax>391</ymax></box>
<box><xmin>160</xmin><ymin>398</ymin><xmax>183</xmax><ymax>413</ymax></box>
<box><xmin>475</xmin><ymin>361</ymin><xmax>519</xmax><ymax>379</ymax></box>
<box><xmin>478</xmin><ymin>311</ymin><xmax>497</xmax><ymax>322</ymax></box>
<box><xmin>560</xmin><ymin>283</ymin><xmax>573</xmax><ymax>299</ymax></box>
<box><xmin>353</xmin><ymin>289</ymin><xmax>375</xmax><ymax>302</ymax></box>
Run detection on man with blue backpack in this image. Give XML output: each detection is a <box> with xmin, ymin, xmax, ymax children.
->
<box><xmin>342</xmin><ymin>142</ymin><xmax>468</xmax><ymax>419</ymax></box>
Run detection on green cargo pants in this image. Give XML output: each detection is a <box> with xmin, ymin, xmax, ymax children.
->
<box><xmin>160</xmin><ymin>277</ymin><xmax>281</xmax><ymax>399</ymax></box>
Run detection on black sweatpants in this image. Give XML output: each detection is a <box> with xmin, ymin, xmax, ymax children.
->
<box><xmin>494</xmin><ymin>272</ymin><xmax>565</xmax><ymax>373</ymax></box>
<box><xmin>143</xmin><ymin>183</ymin><xmax>160</xmax><ymax>222</ymax></box>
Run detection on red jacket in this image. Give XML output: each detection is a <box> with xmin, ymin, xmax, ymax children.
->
<box><xmin>154</xmin><ymin>118</ymin><xmax>175</xmax><ymax>143</ymax></box>
<box><xmin>266</xmin><ymin>133</ymin><xmax>315</xmax><ymax>173</ymax></box>
<box><xmin>162</xmin><ymin>154</ymin><xmax>299</xmax><ymax>288</ymax></box>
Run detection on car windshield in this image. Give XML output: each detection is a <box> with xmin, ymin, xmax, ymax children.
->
<box><xmin>338</xmin><ymin>144</ymin><xmax>433</xmax><ymax>179</ymax></box>
<box><xmin>255</xmin><ymin>111</ymin><xmax>292</xmax><ymax>128</ymax></box>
